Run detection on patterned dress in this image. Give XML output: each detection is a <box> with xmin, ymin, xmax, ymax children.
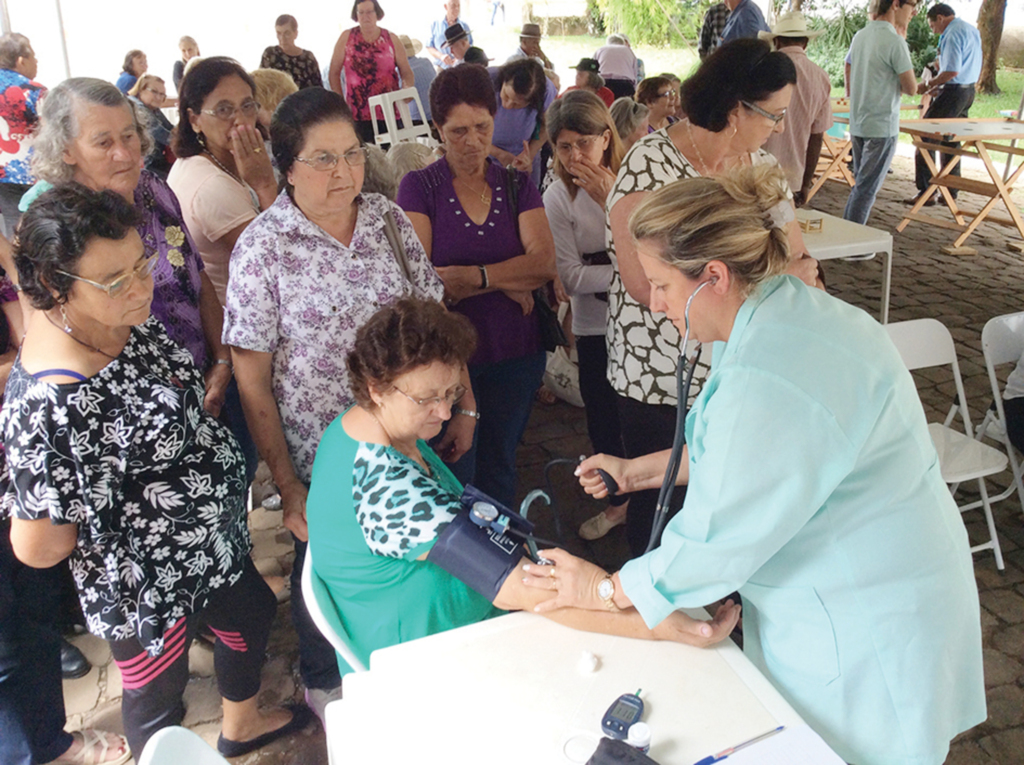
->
<box><xmin>306</xmin><ymin>413</ymin><xmax>500</xmax><ymax>674</ymax></box>
<box><xmin>343</xmin><ymin>27</ymin><xmax>399</xmax><ymax>121</ymax></box>
<box><xmin>259</xmin><ymin>46</ymin><xmax>323</xmax><ymax>90</ymax></box>
<box><xmin>0</xmin><ymin>318</ymin><xmax>250</xmax><ymax>657</ymax></box>
<box><xmin>606</xmin><ymin>129</ymin><xmax>787</xmax><ymax>407</ymax></box>
<box><xmin>0</xmin><ymin>67</ymin><xmax>46</xmax><ymax>185</ymax></box>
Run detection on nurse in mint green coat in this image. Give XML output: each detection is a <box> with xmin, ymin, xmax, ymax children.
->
<box><xmin>525</xmin><ymin>167</ymin><xmax>986</xmax><ymax>765</ymax></box>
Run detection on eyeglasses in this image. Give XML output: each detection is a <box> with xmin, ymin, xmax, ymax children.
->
<box><xmin>57</xmin><ymin>251</ymin><xmax>158</xmax><ymax>298</ymax></box>
<box><xmin>145</xmin><ymin>87</ymin><xmax>167</xmax><ymax>100</ymax></box>
<box><xmin>654</xmin><ymin>90</ymin><xmax>673</xmax><ymax>100</ymax></box>
<box><xmin>201</xmin><ymin>100</ymin><xmax>260</xmax><ymax>121</ymax></box>
<box><xmin>741</xmin><ymin>100</ymin><xmax>786</xmax><ymax>125</ymax></box>
<box><xmin>392</xmin><ymin>384</ymin><xmax>467</xmax><ymax>408</ymax></box>
<box><xmin>294</xmin><ymin>148</ymin><xmax>368</xmax><ymax>171</ymax></box>
<box><xmin>554</xmin><ymin>134</ymin><xmax>605</xmax><ymax>156</ymax></box>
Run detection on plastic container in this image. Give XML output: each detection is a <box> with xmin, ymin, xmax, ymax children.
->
<box><xmin>626</xmin><ymin>722</ymin><xmax>651</xmax><ymax>754</ymax></box>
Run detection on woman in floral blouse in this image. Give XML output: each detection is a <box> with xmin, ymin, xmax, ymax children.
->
<box><xmin>224</xmin><ymin>86</ymin><xmax>461</xmax><ymax>722</ymax></box>
<box><xmin>2</xmin><ymin>184</ymin><xmax>309</xmax><ymax>758</ymax></box>
<box><xmin>27</xmin><ymin>77</ymin><xmax>257</xmax><ymax>480</ymax></box>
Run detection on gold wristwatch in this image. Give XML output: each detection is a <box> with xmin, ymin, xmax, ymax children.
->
<box><xmin>598</xmin><ymin>577</ymin><xmax>619</xmax><ymax>611</ymax></box>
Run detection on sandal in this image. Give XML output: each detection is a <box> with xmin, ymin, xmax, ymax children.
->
<box><xmin>45</xmin><ymin>729</ymin><xmax>132</xmax><ymax>765</ymax></box>
<box><xmin>217</xmin><ymin>704</ymin><xmax>313</xmax><ymax>757</ymax></box>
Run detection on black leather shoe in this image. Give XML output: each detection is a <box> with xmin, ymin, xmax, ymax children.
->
<box><xmin>61</xmin><ymin>638</ymin><xmax>92</xmax><ymax>679</ymax></box>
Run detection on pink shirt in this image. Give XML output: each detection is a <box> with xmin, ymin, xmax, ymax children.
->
<box><xmin>764</xmin><ymin>46</ymin><xmax>833</xmax><ymax>192</ymax></box>
<box><xmin>344</xmin><ymin>26</ymin><xmax>399</xmax><ymax>121</ymax></box>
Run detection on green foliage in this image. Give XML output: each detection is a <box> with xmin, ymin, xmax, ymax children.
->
<box><xmin>595</xmin><ymin>0</ymin><xmax>708</xmax><ymax>47</ymax></box>
<box><xmin>805</xmin><ymin>7</ymin><xmax>938</xmax><ymax>88</ymax></box>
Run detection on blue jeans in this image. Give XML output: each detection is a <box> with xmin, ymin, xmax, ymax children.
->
<box><xmin>454</xmin><ymin>352</ymin><xmax>546</xmax><ymax>510</ymax></box>
<box><xmin>221</xmin><ymin>377</ymin><xmax>258</xmax><ymax>486</ymax></box>
<box><xmin>843</xmin><ymin>136</ymin><xmax>898</xmax><ymax>225</ymax></box>
<box><xmin>0</xmin><ymin>525</ymin><xmax>73</xmax><ymax>765</ymax></box>
<box><xmin>291</xmin><ymin>537</ymin><xmax>343</xmax><ymax>691</ymax></box>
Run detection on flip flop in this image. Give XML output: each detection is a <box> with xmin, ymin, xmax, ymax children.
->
<box><xmin>216</xmin><ymin>704</ymin><xmax>313</xmax><ymax>757</ymax></box>
<box><xmin>45</xmin><ymin>729</ymin><xmax>132</xmax><ymax>765</ymax></box>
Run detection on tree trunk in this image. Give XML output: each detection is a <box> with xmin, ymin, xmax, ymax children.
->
<box><xmin>977</xmin><ymin>0</ymin><xmax>1007</xmax><ymax>94</ymax></box>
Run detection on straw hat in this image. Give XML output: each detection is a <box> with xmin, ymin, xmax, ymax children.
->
<box><xmin>399</xmin><ymin>35</ymin><xmax>423</xmax><ymax>57</ymax></box>
<box><xmin>758</xmin><ymin>11</ymin><xmax>824</xmax><ymax>42</ymax></box>
<box><xmin>520</xmin><ymin>23</ymin><xmax>542</xmax><ymax>39</ymax></box>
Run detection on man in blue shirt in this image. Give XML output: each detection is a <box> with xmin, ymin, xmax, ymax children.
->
<box><xmin>426</xmin><ymin>0</ymin><xmax>473</xmax><ymax>70</ymax></box>
<box><xmin>909</xmin><ymin>3</ymin><xmax>982</xmax><ymax>205</ymax></box>
<box><xmin>721</xmin><ymin>0</ymin><xmax>769</xmax><ymax>43</ymax></box>
<box><xmin>842</xmin><ymin>0</ymin><xmax>917</xmax><ymax>225</ymax></box>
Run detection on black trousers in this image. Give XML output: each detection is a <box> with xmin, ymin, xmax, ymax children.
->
<box><xmin>914</xmin><ymin>84</ymin><xmax>976</xmax><ymax>195</ymax></box>
<box><xmin>0</xmin><ymin>524</ymin><xmax>73</xmax><ymax>765</ymax></box>
<box><xmin>109</xmin><ymin>557</ymin><xmax>276</xmax><ymax>755</ymax></box>
<box><xmin>616</xmin><ymin>395</ymin><xmax>686</xmax><ymax>558</ymax></box>
<box><xmin>577</xmin><ymin>335</ymin><xmax>628</xmax><ymax>508</ymax></box>
<box><xmin>1005</xmin><ymin>396</ymin><xmax>1024</xmax><ymax>455</ymax></box>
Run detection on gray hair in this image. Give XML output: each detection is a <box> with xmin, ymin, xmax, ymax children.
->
<box><xmin>607</xmin><ymin>34</ymin><xmax>625</xmax><ymax>45</ymax></box>
<box><xmin>387</xmin><ymin>141</ymin><xmax>435</xmax><ymax>186</ymax></box>
<box><xmin>0</xmin><ymin>33</ymin><xmax>31</xmax><ymax>70</ymax></box>
<box><xmin>32</xmin><ymin>77</ymin><xmax>152</xmax><ymax>184</ymax></box>
<box><xmin>580</xmin><ymin>70</ymin><xmax>604</xmax><ymax>90</ymax></box>
<box><xmin>610</xmin><ymin>97</ymin><xmax>649</xmax><ymax>141</ymax></box>
<box><xmin>360</xmin><ymin>144</ymin><xmax>397</xmax><ymax>201</ymax></box>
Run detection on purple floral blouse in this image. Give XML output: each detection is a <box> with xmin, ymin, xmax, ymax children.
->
<box><xmin>135</xmin><ymin>171</ymin><xmax>207</xmax><ymax>370</ymax></box>
<box><xmin>222</xmin><ymin>191</ymin><xmax>444</xmax><ymax>484</ymax></box>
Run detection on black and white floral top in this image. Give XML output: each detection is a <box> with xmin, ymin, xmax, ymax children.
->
<box><xmin>605</xmin><ymin>128</ymin><xmax>786</xmax><ymax>406</ymax></box>
<box><xmin>0</xmin><ymin>317</ymin><xmax>250</xmax><ymax>656</ymax></box>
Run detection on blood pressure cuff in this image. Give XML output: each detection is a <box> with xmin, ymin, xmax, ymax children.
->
<box><xmin>425</xmin><ymin>485</ymin><xmax>533</xmax><ymax>602</ymax></box>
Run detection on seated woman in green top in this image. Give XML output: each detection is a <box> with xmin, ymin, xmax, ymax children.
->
<box><xmin>305</xmin><ymin>297</ymin><xmax>741</xmax><ymax>675</ymax></box>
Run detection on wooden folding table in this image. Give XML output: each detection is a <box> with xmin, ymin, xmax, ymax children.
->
<box><xmin>896</xmin><ymin>118</ymin><xmax>1024</xmax><ymax>255</ymax></box>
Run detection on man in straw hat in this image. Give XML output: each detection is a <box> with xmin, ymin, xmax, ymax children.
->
<box><xmin>760</xmin><ymin>11</ymin><xmax>833</xmax><ymax>206</ymax></box>
<box><xmin>427</xmin><ymin>0</ymin><xmax>473</xmax><ymax>69</ymax></box>
<box><xmin>399</xmin><ymin>35</ymin><xmax>435</xmax><ymax>125</ymax></box>
<box><xmin>507</xmin><ymin>23</ymin><xmax>554</xmax><ymax>70</ymax></box>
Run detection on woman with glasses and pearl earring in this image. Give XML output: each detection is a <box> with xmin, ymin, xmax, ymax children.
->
<box><xmin>223</xmin><ymin>87</ymin><xmax>452</xmax><ymax>723</ymax></box>
<box><xmin>168</xmin><ymin>57</ymin><xmax>277</xmax><ymax>307</ymax></box>
<box><xmin>604</xmin><ymin>38</ymin><xmax>821</xmax><ymax>558</ymax></box>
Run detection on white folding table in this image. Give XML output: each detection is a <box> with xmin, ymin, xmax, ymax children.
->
<box><xmin>323</xmin><ymin>611</ymin><xmax>843</xmax><ymax>764</ymax></box>
<box><xmin>797</xmin><ymin>208</ymin><xmax>894</xmax><ymax>324</ymax></box>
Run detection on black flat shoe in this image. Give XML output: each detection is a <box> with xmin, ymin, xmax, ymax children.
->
<box><xmin>61</xmin><ymin>638</ymin><xmax>91</xmax><ymax>680</ymax></box>
<box><xmin>217</xmin><ymin>704</ymin><xmax>313</xmax><ymax>757</ymax></box>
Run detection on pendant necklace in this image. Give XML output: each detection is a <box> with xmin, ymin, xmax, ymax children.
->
<box><xmin>455</xmin><ymin>175</ymin><xmax>491</xmax><ymax>204</ymax></box>
<box><xmin>46</xmin><ymin>309</ymin><xmax>119</xmax><ymax>360</ymax></box>
<box><xmin>684</xmin><ymin>119</ymin><xmax>711</xmax><ymax>177</ymax></box>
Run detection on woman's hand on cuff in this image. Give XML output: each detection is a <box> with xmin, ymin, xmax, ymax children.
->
<box><xmin>521</xmin><ymin>548</ymin><xmax>608</xmax><ymax>613</ymax></box>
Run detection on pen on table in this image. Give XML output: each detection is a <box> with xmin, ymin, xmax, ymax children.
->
<box><xmin>691</xmin><ymin>725</ymin><xmax>785</xmax><ymax>765</ymax></box>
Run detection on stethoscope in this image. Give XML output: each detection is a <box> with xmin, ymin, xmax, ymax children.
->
<box><xmin>596</xmin><ymin>275</ymin><xmax>717</xmax><ymax>554</ymax></box>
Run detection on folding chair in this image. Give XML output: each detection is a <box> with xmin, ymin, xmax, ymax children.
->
<box><xmin>886</xmin><ymin>318</ymin><xmax>1007</xmax><ymax>569</ymax></box>
<box><xmin>977</xmin><ymin>311</ymin><xmax>1024</xmax><ymax>516</ymax></box>
<box><xmin>138</xmin><ymin>726</ymin><xmax>229</xmax><ymax>765</ymax></box>
<box><xmin>367</xmin><ymin>87</ymin><xmax>432</xmax><ymax>148</ymax></box>
<box><xmin>301</xmin><ymin>547</ymin><xmax>368</xmax><ymax>674</ymax></box>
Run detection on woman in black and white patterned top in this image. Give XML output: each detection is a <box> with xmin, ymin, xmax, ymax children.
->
<box><xmin>1</xmin><ymin>185</ymin><xmax>308</xmax><ymax>758</ymax></box>
<box><xmin>605</xmin><ymin>39</ymin><xmax>820</xmax><ymax>556</ymax></box>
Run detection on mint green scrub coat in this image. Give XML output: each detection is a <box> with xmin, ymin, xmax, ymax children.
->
<box><xmin>307</xmin><ymin>417</ymin><xmax>502</xmax><ymax>675</ymax></box>
<box><xmin>619</xmin><ymin>277</ymin><xmax>985</xmax><ymax>765</ymax></box>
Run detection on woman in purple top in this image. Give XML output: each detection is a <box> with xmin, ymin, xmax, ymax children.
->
<box><xmin>398</xmin><ymin>63</ymin><xmax>557</xmax><ymax>510</ymax></box>
<box><xmin>488</xmin><ymin>60</ymin><xmax>556</xmax><ymax>184</ymax></box>
<box><xmin>29</xmin><ymin>77</ymin><xmax>257</xmax><ymax>479</ymax></box>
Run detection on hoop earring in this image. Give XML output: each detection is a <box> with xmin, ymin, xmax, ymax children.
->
<box><xmin>59</xmin><ymin>304</ymin><xmax>73</xmax><ymax>334</ymax></box>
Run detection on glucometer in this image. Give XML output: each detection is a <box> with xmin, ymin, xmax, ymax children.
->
<box><xmin>601</xmin><ymin>690</ymin><xmax>644</xmax><ymax>740</ymax></box>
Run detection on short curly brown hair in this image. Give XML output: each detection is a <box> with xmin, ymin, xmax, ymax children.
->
<box><xmin>347</xmin><ymin>298</ymin><xmax>477</xmax><ymax>409</ymax></box>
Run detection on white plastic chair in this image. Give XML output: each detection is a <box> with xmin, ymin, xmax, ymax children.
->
<box><xmin>977</xmin><ymin>312</ymin><xmax>1024</xmax><ymax>516</ymax></box>
<box><xmin>886</xmin><ymin>318</ymin><xmax>1007</xmax><ymax>569</ymax></box>
<box><xmin>137</xmin><ymin>726</ymin><xmax>228</xmax><ymax>765</ymax></box>
<box><xmin>301</xmin><ymin>547</ymin><xmax>368</xmax><ymax>673</ymax></box>
<box><xmin>367</xmin><ymin>87</ymin><xmax>432</xmax><ymax>148</ymax></box>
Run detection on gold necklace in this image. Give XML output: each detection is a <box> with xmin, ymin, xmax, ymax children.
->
<box><xmin>203</xmin><ymin>149</ymin><xmax>245</xmax><ymax>187</ymax></box>
<box><xmin>454</xmin><ymin>175</ymin><xmax>492</xmax><ymax>204</ymax></box>
<box><xmin>46</xmin><ymin>309</ymin><xmax>119</xmax><ymax>360</ymax></box>
<box><xmin>684</xmin><ymin>119</ymin><xmax>711</xmax><ymax>177</ymax></box>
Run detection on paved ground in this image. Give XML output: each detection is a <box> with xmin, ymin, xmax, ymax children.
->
<box><xmin>62</xmin><ymin>154</ymin><xmax>1024</xmax><ymax>763</ymax></box>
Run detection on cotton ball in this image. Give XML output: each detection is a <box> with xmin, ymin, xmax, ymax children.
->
<box><xmin>577</xmin><ymin>650</ymin><xmax>600</xmax><ymax>674</ymax></box>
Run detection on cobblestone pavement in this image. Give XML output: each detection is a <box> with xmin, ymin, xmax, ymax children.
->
<box><xmin>61</xmin><ymin>154</ymin><xmax>1024</xmax><ymax>763</ymax></box>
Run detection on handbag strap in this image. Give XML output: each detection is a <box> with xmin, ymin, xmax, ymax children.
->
<box><xmin>506</xmin><ymin>165</ymin><xmax>520</xmax><ymax>242</ymax></box>
<box><xmin>382</xmin><ymin>209</ymin><xmax>414</xmax><ymax>288</ymax></box>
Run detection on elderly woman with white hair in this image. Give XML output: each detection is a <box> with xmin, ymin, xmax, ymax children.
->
<box><xmin>24</xmin><ymin>77</ymin><xmax>257</xmax><ymax>479</ymax></box>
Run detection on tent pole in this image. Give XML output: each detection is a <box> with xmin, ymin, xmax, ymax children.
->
<box><xmin>55</xmin><ymin>0</ymin><xmax>71</xmax><ymax>79</ymax></box>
